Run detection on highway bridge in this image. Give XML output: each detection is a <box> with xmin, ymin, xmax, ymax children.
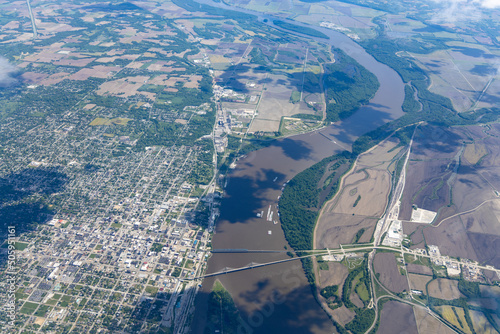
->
<box><xmin>211</xmin><ymin>249</ymin><xmax>286</xmax><ymax>253</ymax></box>
<box><xmin>190</xmin><ymin>245</ymin><xmax>500</xmax><ymax>280</ymax></box>
<box><xmin>211</xmin><ymin>248</ymin><xmax>326</xmax><ymax>253</ymax></box>
<box><xmin>190</xmin><ymin>251</ymin><xmax>330</xmax><ymax>280</ymax></box>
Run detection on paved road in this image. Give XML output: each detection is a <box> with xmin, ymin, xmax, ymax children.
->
<box><xmin>191</xmin><ymin>251</ymin><xmax>329</xmax><ymax>279</ymax></box>
<box><xmin>26</xmin><ymin>0</ymin><xmax>38</xmax><ymax>38</ymax></box>
<box><xmin>195</xmin><ymin>245</ymin><xmax>500</xmax><ymax>279</ymax></box>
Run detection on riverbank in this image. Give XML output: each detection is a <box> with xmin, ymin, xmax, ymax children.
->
<box><xmin>189</xmin><ymin>1</ymin><xmax>405</xmax><ymax>332</ymax></box>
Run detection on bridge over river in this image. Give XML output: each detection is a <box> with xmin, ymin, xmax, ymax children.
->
<box><xmin>189</xmin><ymin>245</ymin><xmax>500</xmax><ymax>281</ymax></box>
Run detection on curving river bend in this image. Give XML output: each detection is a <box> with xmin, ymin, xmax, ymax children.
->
<box><xmin>190</xmin><ymin>1</ymin><xmax>405</xmax><ymax>333</ymax></box>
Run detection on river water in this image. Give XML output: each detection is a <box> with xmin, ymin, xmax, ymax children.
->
<box><xmin>190</xmin><ymin>1</ymin><xmax>405</xmax><ymax>333</ymax></box>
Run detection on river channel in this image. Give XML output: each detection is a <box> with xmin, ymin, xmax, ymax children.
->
<box><xmin>191</xmin><ymin>1</ymin><xmax>405</xmax><ymax>333</ymax></box>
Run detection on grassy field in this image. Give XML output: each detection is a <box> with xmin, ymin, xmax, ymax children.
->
<box><xmin>463</xmin><ymin>141</ymin><xmax>488</xmax><ymax>165</ymax></box>
<box><xmin>14</xmin><ymin>241</ymin><xmax>29</xmax><ymax>250</ymax></box>
<box><xmin>404</xmin><ymin>253</ymin><xmax>431</xmax><ymax>267</ymax></box>
<box><xmin>34</xmin><ymin>304</ymin><xmax>52</xmax><ymax>317</ymax></box>
<box><xmin>45</xmin><ymin>298</ymin><xmax>60</xmax><ymax>306</ymax></box>
<box><xmin>20</xmin><ymin>301</ymin><xmax>39</xmax><ymax>315</ymax></box>
<box><xmin>290</xmin><ymin>90</ymin><xmax>301</xmax><ymax>103</ymax></box>
<box><xmin>145</xmin><ymin>286</ymin><xmax>158</xmax><ymax>296</ymax></box>
<box><xmin>436</xmin><ymin>306</ymin><xmax>473</xmax><ymax>334</ymax></box>
<box><xmin>208</xmin><ymin>55</ymin><xmax>231</xmax><ymax>64</ymax></box>
<box><xmin>354</xmin><ymin>273</ymin><xmax>370</xmax><ymax>302</ymax></box>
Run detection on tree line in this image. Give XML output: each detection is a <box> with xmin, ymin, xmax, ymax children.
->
<box><xmin>324</xmin><ymin>48</ymin><xmax>380</xmax><ymax>122</ymax></box>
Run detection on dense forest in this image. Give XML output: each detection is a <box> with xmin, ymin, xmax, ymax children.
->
<box><xmin>340</xmin><ymin>257</ymin><xmax>375</xmax><ymax>334</ymax></box>
<box><xmin>324</xmin><ymin>49</ymin><xmax>380</xmax><ymax>122</ymax></box>
<box><xmin>279</xmin><ymin>152</ymin><xmax>353</xmax><ymax>286</ymax></box>
<box><xmin>279</xmin><ymin>152</ymin><xmax>352</xmax><ymax>252</ymax></box>
<box><xmin>204</xmin><ymin>281</ymin><xmax>242</xmax><ymax>334</ymax></box>
<box><xmin>402</xmin><ymin>84</ymin><xmax>420</xmax><ymax>113</ymax></box>
<box><xmin>171</xmin><ymin>0</ymin><xmax>256</xmax><ymax>21</ymax></box>
<box><xmin>273</xmin><ymin>20</ymin><xmax>329</xmax><ymax>39</ymax></box>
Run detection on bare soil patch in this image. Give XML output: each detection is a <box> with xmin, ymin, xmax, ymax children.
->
<box><xmin>315</xmin><ymin>213</ymin><xmax>376</xmax><ymax>248</ymax></box>
<box><xmin>338</xmin><ymin>171</ymin><xmax>366</xmax><ymax>189</ymax></box>
<box><xmin>467</xmin><ymin>232</ymin><xmax>500</xmax><ymax>268</ymax></box>
<box><xmin>399</xmin><ymin>159</ymin><xmax>454</xmax><ymax>220</ymax></box>
<box><xmin>54</xmin><ymin>57</ymin><xmax>95</xmax><ymax>67</ymax></box>
<box><xmin>481</xmin><ymin>130</ymin><xmax>500</xmax><ymax>162</ymax></box>
<box><xmin>316</xmin><ymin>136</ymin><xmax>401</xmax><ymax>249</ymax></box>
<box><xmin>408</xmin><ymin>273</ymin><xmax>432</xmax><ymax>291</ymax></box>
<box><xmin>350</xmin><ymin>292</ymin><xmax>364</xmax><ymax>308</ymax></box>
<box><xmin>249</xmin><ymin>73</ymin><xmax>318</xmax><ymax>132</ymax></box>
<box><xmin>403</xmin><ymin>222</ymin><xmax>427</xmax><ymax>248</ymax></box>
<box><xmin>452</xmin><ymin>170</ymin><xmax>493</xmax><ymax>213</ymax></box>
<box><xmin>406</xmin><ymin>263</ymin><xmax>433</xmax><ymax>276</ymax></box>
<box><xmin>424</xmin><ymin>220</ymin><xmax>479</xmax><ymax>262</ymax></box>
<box><xmin>41</xmin><ymin>72</ymin><xmax>71</xmax><ymax>85</ymax></box>
<box><xmin>21</xmin><ymin>72</ymin><xmax>48</xmax><ymax>83</ymax></box>
<box><xmin>334</xmin><ymin>169</ymin><xmax>390</xmax><ymax>217</ymax></box>
<box><xmin>464</xmin><ymin>142</ymin><xmax>488</xmax><ymax>165</ymax></box>
<box><xmin>461</xmin><ymin>200</ymin><xmax>500</xmax><ymax>235</ymax></box>
<box><xmin>410</xmin><ymin>125</ymin><xmax>464</xmax><ymax>160</ymax></box>
<box><xmin>373</xmin><ymin>252</ymin><xmax>408</xmax><ymax>293</ymax></box>
<box><xmin>97</xmin><ymin>77</ymin><xmax>149</xmax><ymax>98</ymax></box>
<box><xmin>483</xmin><ymin>269</ymin><xmax>500</xmax><ymax>284</ymax></box>
<box><xmin>411</xmin><ymin>43</ymin><xmax>500</xmax><ymax>113</ymax></box>
<box><xmin>184</xmin><ymin>75</ymin><xmax>202</xmax><ymax>88</ymax></box>
<box><xmin>331</xmin><ymin>305</ymin><xmax>355</xmax><ymax>326</ymax></box>
<box><xmin>402</xmin><ymin>221</ymin><xmax>423</xmax><ymax>236</ymax></box>
<box><xmin>70</xmin><ymin>65</ymin><xmax>120</xmax><ymax>80</ymax></box>
<box><xmin>318</xmin><ymin>262</ymin><xmax>348</xmax><ymax>289</ymax></box>
<box><xmin>399</xmin><ymin>125</ymin><xmax>464</xmax><ymax>220</ymax></box>
<box><xmin>356</xmin><ymin>137</ymin><xmax>400</xmax><ymax>168</ymax></box>
<box><xmin>414</xmin><ymin>306</ymin><xmax>456</xmax><ymax>334</ymax></box>
<box><xmin>427</xmin><ymin>278</ymin><xmax>462</xmax><ymax>300</ymax></box>
<box><xmin>378</xmin><ymin>301</ymin><xmax>418</xmax><ymax>334</ymax></box>
<box><xmin>248</xmin><ymin>118</ymin><xmax>281</xmax><ymax>133</ymax></box>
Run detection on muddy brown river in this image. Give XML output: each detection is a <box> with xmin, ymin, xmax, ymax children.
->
<box><xmin>190</xmin><ymin>1</ymin><xmax>405</xmax><ymax>333</ymax></box>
